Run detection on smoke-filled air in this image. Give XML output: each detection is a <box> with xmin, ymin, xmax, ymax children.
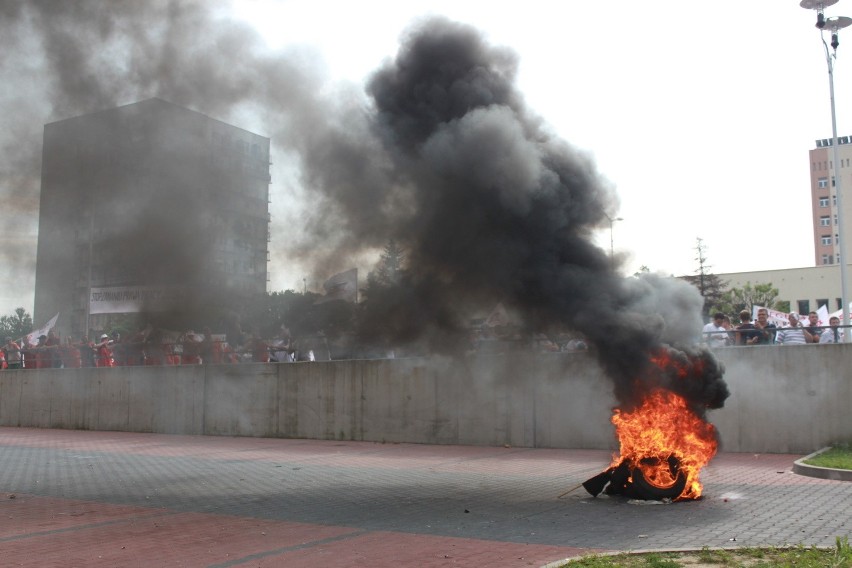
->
<box><xmin>1</xmin><ymin>0</ymin><xmax>727</xmax><ymax>412</ymax></box>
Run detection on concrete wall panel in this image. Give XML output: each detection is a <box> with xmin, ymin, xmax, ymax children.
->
<box><xmin>3</xmin><ymin>346</ymin><xmax>852</xmax><ymax>454</ymax></box>
<box><xmin>203</xmin><ymin>363</ymin><xmax>278</xmax><ymax>437</ymax></box>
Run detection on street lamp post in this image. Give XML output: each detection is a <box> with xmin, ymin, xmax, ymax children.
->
<box><xmin>605</xmin><ymin>214</ymin><xmax>623</xmax><ymax>269</ymax></box>
<box><xmin>802</xmin><ymin>0</ymin><xmax>852</xmax><ymax>340</ymax></box>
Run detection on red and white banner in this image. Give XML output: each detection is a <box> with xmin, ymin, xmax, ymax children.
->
<box><xmin>753</xmin><ymin>304</ymin><xmax>831</xmax><ymax>327</ymax></box>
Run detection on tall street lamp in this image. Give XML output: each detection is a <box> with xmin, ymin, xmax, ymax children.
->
<box><xmin>802</xmin><ymin>0</ymin><xmax>851</xmax><ymax>340</ymax></box>
<box><xmin>605</xmin><ymin>214</ymin><xmax>623</xmax><ymax>269</ymax></box>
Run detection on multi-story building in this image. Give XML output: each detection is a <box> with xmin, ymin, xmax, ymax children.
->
<box><xmin>33</xmin><ymin>98</ymin><xmax>271</xmax><ymax>337</ymax></box>
<box><xmin>808</xmin><ymin>136</ymin><xmax>852</xmax><ymax>266</ymax></box>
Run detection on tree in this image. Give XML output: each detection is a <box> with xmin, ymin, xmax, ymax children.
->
<box><xmin>0</xmin><ymin>307</ymin><xmax>33</xmax><ymax>340</ymax></box>
<box><xmin>712</xmin><ymin>282</ymin><xmax>780</xmax><ymax>319</ymax></box>
<box><xmin>367</xmin><ymin>239</ymin><xmax>406</xmax><ymax>289</ymax></box>
<box><xmin>679</xmin><ymin>238</ymin><xmax>728</xmax><ymax>318</ymax></box>
<box><xmin>243</xmin><ymin>289</ymin><xmax>355</xmax><ymax>341</ymax></box>
<box><xmin>633</xmin><ymin>265</ymin><xmax>651</xmax><ymax>278</ymax></box>
<box><xmin>356</xmin><ymin>239</ymin><xmax>416</xmax><ymax>355</ymax></box>
<box><xmin>360</xmin><ymin>239</ymin><xmax>408</xmax><ymax>306</ymax></box>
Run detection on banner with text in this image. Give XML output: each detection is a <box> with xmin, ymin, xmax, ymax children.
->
<box><xmin>89</xmin><ymin>286</ymin><xmax>186</xmax><ymax>314</ymax></box>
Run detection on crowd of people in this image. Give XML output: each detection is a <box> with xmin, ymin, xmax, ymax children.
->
<box><xmin>701</xmin><ymin>308</ymin><xmax>846</xmax><ymax>347</ymax></box>
<box><xmin>0</xmin><ymin>325</ymin><xmax>313</xmax><ymax>370</ymax></box>
<box><xmin>4</xmin><ymin>307</ymin><xmax>839</xmax><ymax>369</ymax></box>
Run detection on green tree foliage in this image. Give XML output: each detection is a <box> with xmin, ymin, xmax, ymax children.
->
<box><xmin>712</xmin><ymin>282</ymin><xmax>780</xmax><ymax>319</ymax></box>
<box><xmin>0</xmin><ymin>307</ymin><xmax>33</xmax><ymax>340</ymax></box>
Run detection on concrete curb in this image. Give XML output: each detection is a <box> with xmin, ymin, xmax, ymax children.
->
<box><xmin>793</xmin><ymin>447</ymin><xmax>852</xmax><ymax>481</ymax></box>
<box><xmin>541</xmin><ymin>545</ymin><xmax>836</xmax><ymax>567</ymax></box>
<box><xmin>541</xmin><ymin>451</ymin><xmax>851</xmax><ymax>567</ymax></box>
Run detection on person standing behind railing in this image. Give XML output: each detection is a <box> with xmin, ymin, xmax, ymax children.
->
<box><xmin>752</xmin><ymin>308</ymin><xmax>778</xmax><ymax>345</ymax></box>
<box><xmin>3</xmin><ymin>337</ymin><xmax>22</xmax><ymax>369</ymax></box>
<box><xmin>95</xmin><ymin>334</ymin><xmax>114</xmax><ymax>367</ymax></box>
<box><xmin>734</xmin><ymin>310</ymin><xmax>760</xmax><ymax>345</ymax></box>
<box><xmin>776</xmin><ymin>312</ymin><xmax>814</xmax><ymax>345</ymax></box>
<box><xmin>702</xmin><ymin>313</ymin><xmax>730</xmax><ymax>347</ymax></box>
<box><xmin>819</xmin><ymin>316</ymin><xmax>845</xmax><ymax>344</ymax></box>
<box><xmin>804</xmin><ymin>311</ymin><xmax>823</xmax><ymax>344</ymax></box>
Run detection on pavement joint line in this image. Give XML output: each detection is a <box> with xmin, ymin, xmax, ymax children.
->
<box><xmin>0</xmin><ymin>503</ymin><xmax>180</xmax><ymax>543</ymax></box>
<box><xmin>204</xmin><ymin>528</ymin><xmax>369</xmax><ymax>568</ymax></box>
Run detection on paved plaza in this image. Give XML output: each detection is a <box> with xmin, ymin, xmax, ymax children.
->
<box><xmin>0</xmin><ymin>427</ymin><xmax>849</xmax><ymax>567</ymax></box>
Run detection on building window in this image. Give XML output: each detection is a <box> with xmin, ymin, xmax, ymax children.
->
<box><xmin>820</xmin><ymin>197</ymin><xmax>830</xmax><ymax>207</ymax></box>
<box><xmin>838</xmin><ymin>298</ymin><xmax>844</xmax><ymax>310</ymax></box>
<box><xmin>823</xmin><ymin>254</ymin><xmax>833</xmax><ymax>264</ymax></box>
<box><xmin>834</xmin><ymin>195</ymin><xmax>838</xmax><ymax>206</ymax></box>
<box><xmin>817</xmin><ymin>299</ymin><xmax>829</xmax><ymax>310</ymax></box>
<box><xmin>822</xmin><ymin>235</ymin><xmax>832</xmax><ymax>245</ymax></box>
<box><xmin>819</xmin><ymin>177</ymin><xmax>829</xmax><ymax>188</ymax></box>
<box><xmin>821</xmin><ymin>216</ymin><xmax>831</xmax><ymax>226</ymax></box>
<box><xmin>798</xmin><ymin>300</ymin><xmax>810</xmax><ymax>315</ymax></box>
<box><xmin>835</xmin><ymin>214</ymin><xmax>839</xmax><ymax>225</ymax></box>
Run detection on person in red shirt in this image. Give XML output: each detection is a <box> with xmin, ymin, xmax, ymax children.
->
<box><xmin>95</xmin><ymin>334</ymin><xmax>114</xmax><ymax>367</ymax></box>
<box><xmin>45</xmin><ymin>331</ymin><xmax>62</xmax><ymax>368</ymax></box>
<box><xmin>248</xmin><ymin>332</ymin><xmax>270</xmax><ymax>363</ymax></box>
<box><xmin>181</xmin><ymin>330</ymin><xmax>202</xmax><ymax>365</ymax></box>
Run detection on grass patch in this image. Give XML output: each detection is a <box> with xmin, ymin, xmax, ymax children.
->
<box><xmin>558</xmin><ymin>537</ymin><xmax>852</xmax><ymax>567</ymax></box>
<box><xmin>804</xmin><ymin>443</ymin><xmax>852</xmax><ymax>470</ymax></box>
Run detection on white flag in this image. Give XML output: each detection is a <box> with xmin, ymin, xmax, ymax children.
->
<box><xmin>25</xmin><ymin>312</ymin><xmax>59</xmax><ymax>346</ymax></box>
<box><xmin>317</xmin><ymin>268</ymin><xmax>358</xmax><ymax>303</ymax></box>
<box><xmin>816</xmin><ymin>304</ymin><xmax>830</xmax><ymax>326</ymax></box>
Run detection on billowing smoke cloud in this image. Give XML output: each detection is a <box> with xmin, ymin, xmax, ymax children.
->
<box><xmin>0</xmin><ymin>1</ymin><xmax>726</xmax><ymax>410</ymax></box>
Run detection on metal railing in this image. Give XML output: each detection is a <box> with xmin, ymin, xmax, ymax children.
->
<box><xmin>702</xmin><ymin>325</ymin><xmax>850</xmax><ymax>346</ymax></box>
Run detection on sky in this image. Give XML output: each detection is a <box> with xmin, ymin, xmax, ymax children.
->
<box><xmin>2</xmin><ymin>0</ymin><xmax>850</xmax><ymax>318</ymax></box>
<box><xmin>235</xmin><ymin>0</ymin><xmax>848</xmax><ymax>284</ymax></box>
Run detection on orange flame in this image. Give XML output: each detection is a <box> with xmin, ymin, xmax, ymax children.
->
<box><xmin>610</xmin><ymin>388</ymin><xmax>718</xmax><ymax>500</ymax></box>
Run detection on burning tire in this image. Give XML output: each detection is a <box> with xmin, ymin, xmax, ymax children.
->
<box><xmin>629</xmin><ymin>459</ymin><xmax>688</xmax><ymax>501</ymax></box>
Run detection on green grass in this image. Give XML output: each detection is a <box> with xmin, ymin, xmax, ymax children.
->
<box><xmin>559</xmin><ymin>537</ymin><xmax>852</xmax><ymax>567</ymax></box>
<box><xmin>803</xmin><ymin>443</ymin><xmax>852</xmax><ymax>470</ymax></box>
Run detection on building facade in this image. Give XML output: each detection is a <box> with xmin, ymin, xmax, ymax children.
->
<box><xmin>808</xmin><ymin>135</ymin><xmax>852</xmax><ymax>266</ymax></box>
<box><xmin>34</xmin><ymin>99</ymin><xmax>270</xmax><ymax>337</ymax></box>
<box><xmin>717</xmin><ymin>265</ymin><xmax>845</xmax><ymax>316</ymax></box>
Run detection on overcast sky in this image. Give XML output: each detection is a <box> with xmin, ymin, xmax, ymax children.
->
<box><xmin>3</xmin><ymin>0</ymin><xmax>851</xmax><ymax>318</ymax></box>
<box><xmin>233</xmin><ymin>0</ymin><xmax>849</xmax><ymax>286</ymax></box>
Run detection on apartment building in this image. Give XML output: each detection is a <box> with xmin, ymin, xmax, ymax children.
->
<box><xmin>33</xmin><ymin>98</ymin><xmax>271</xmax><ymax>336</ymax></box>
<box><xmin>809</xmin><ymin>135</ymin><xmax>852</xmax><ymax>266</ymax></box>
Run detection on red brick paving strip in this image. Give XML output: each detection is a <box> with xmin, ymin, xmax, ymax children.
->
<box><xmin>238</xmin><ymin>531</ymin><xmax>592</xmax><ymax>568</ymax></box>
<box><xmin>3</xmin><ymin>427</ymin><xmax>847</xmax><ymax>568</ymax></box>
<box><xmin>1</xmin><ymin>494</ymin><xmax>592</xmax><ymax>568</ymax></box>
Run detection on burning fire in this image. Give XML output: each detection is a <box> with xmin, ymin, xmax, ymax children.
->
<box><xmin>582</xmin><ymin>346</ymin><xmax>725</xmax><ymax>502</ymax></box>
<box><xmin>610</xmin><ymin>388</ymin><xmax>718</xmax><ymax>500</ymax></box>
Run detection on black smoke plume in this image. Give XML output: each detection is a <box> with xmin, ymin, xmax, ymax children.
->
<box><xmin>1</xmin><ymin>2</ymin><xmax>727</xmax><ymax>410</ymax></box>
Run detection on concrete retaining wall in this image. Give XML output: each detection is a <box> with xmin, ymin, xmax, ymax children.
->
<box><xmin>1</xmin><ymin>345</ymin><xmax>850</xmax><ymax>453</ymax></box>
